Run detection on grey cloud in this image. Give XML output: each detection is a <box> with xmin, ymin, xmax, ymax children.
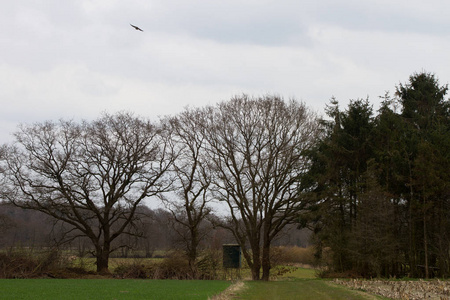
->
<box><xmin>316</xmin><ymin>1</ymin><xmax>450</xmax><ymax>35</ymax></box>
<box><xmin>143</xmin><ymin>1</ymin><xmax>313</xmax><ymax>46</ymax></box>
<box><xmin>140</xmin><ymin>1</ymin><xmax>450</xmax><ymax>46</ymax></box>
<box><xmin>1</xmin><ymin>0</ymin><xmax>450</xmax><ymax>144</ymax></box>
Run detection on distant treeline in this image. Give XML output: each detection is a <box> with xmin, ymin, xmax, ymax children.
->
<box><xmin>0</xmin><ymin>203</ymin><xmax>311</xmax><ymax>256</ymax></box>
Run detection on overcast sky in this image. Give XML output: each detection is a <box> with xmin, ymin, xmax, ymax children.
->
<box><xmin>1</xmin><ymin>0</ymin><xmax>450</xmax><ymax>142</ymax></box>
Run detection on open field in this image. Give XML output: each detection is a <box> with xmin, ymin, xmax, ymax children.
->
<box><xmin>0</xmin><ymin>277</ymin><xmax>387</xmax><ymax>300</ymax></box>
<box><xmin>0</xmin><ymin>279</ymin><xmax>231</xmax><ymax>300</ymax></box>
<box><xmin>3</xmin><ymin>264</ymin><xmax>450</xmax><ymax>300</ymax></box>
<box><xmin>0</xmin><ymin>267</ymin><xmax>388</xmax><ymax>300</ymax></box>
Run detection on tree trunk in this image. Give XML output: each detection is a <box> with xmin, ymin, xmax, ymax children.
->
<box><xmin>96</xmin><ymin>244</ymin><xmax>110</xmax><ymax>274</ymax></box>
<box><xmin>188</xmin><ymin>242</ymin><xmax>198</xmax><ymax>279</ymax></box>
<box><xmin>251</xmin><ymin>264</ymin><xmax>261</xmax><ymax>280</ymax></box>
<box><xmin>250</xmin><ymin>246</ymin><xmax>261</xmax><ymax>280</ymax></box>
<box><xmin>424</xmin><ymin>212</ymin><xmax>429</xmax><ymax>279</ymax></box>
<box><xmin>408</xmin><ymin>161</ymin><xmax>417</xmax><ymax>277</ymax></box>
<box><xmin>261</xmin><ymin>242</ymin><xmax>271</xmax><ymax>281</ymax></box>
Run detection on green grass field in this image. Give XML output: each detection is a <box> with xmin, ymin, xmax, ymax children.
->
<box><xmin>0</xmin><ymin>267</ymin><xmax>388</xmax><ymax>300</ymax></box>
<box><xmin>0</xmin><ymin>279</ymin><xmax>231</xmax><ymax>300</ymax></box>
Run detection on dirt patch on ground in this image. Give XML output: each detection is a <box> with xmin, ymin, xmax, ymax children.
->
<box><xmin>208</xmin><ymin>281</ymin><xmax>246</xmax><ymax>300</ymax></box>
<box><xmin>334</xmin><ymin>279</ymin><xmax>450</xmax><ymax>300</ymax></box>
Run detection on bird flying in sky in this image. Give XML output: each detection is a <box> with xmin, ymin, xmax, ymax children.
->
<box><xmin>130</xmin><ymin>24</ymin><xmax>143</xmax><ymax>32</ymax></box>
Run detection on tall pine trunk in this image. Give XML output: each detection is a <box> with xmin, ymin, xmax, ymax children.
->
<box><xmin>423</xmin><ymin>205</ymin><xmax>429</xmax><ymax>279</ymax></box>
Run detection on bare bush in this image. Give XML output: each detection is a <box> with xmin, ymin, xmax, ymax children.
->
<box><xmin>112</xmin><ymin>249</ymin><xmax>223</xmax><ymax>279</ymax></box>
<box><xmin>0</xmin><ymin>248</ymin><xmax>67</xmax><ymax>278</ymax></box>
<box><xmin>196</xmin><ymin>250</ymin><xmax>222</xmax><ymax>280</ymax></box>
<box><xmin>157</xmin><ymin>251</ymin><xmax>191</xmax><ymax>279</ymax></box>
<box><xmin>113</xmin><ymin>259</ymin><xmax>153</xmax><ymax>279</ymax></box>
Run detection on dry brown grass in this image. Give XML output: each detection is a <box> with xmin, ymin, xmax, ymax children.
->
<box><xmin>334</xmin><ymin>278</ymin><xmax>450</xmax><ymax>300</ymax></box>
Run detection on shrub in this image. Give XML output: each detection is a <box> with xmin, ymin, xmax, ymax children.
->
<box><xmin>156</xmin><ymin>251</ymin><xmax>191</xmax><ymax>279</ymax></box>
<box><xmin>0</xmin><ymin>248</ymin><xmax>67</xmax><ymax>278</ymax></box>
<box><xmin>112</xmin><ymin>250</ymin><xmax>223</xmax><ymax>280</ymax></box>
<box><xmin>113</xmin><ymin>260</ymin><xmax>153</xmax><ymax>279</ymax></box>
<box><xmin>196</xmin><ymin>249</ymin><xmax>221</xmax><ymax>279</ymax></box>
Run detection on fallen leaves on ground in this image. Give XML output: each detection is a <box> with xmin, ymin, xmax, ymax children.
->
<box><xmin>334</xmin><ymin>278</ymin><xmax>450</xmax><ymax>300</ymax></box>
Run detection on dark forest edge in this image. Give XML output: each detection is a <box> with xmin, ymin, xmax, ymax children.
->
<box><xmin>0</xmin><ymin>71</ymin><xmax>449</xmax><ymax>280</ymax></box>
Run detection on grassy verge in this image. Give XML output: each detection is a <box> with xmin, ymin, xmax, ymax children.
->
<box><xmin>236</xmin><ymin>279</ymin><xmax>387</xmax><ymax>300</ymax></box>
<box><xmin>0</xmin><ymin>279</ymin><xmax>231</xmax><ymax>300</ymax></box>
<box><xmin>211</xmin><ymin>267</ymin><xmax>388</xmax><ymax>300</ymax></box>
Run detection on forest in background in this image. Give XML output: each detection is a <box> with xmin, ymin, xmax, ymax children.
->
<box><xmin>302</xmin><ymin>72</ymin><xmax>450</xmax><ymax>278</ymax></box>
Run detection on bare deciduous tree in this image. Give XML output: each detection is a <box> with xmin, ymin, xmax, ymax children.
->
<box><xmin>161</xmin><ymin>109</ymin><xmax>213</xmax><ymax>278</ymax></box>
<box><xmin>203</xmin><ymin>95</ymin><xmax>319</xmax><ymax>280</ymax></box>
<box><xmin>0</xmin><ymin>113</ymin><xmax>175</xmax><ymax>273</ymax></box>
